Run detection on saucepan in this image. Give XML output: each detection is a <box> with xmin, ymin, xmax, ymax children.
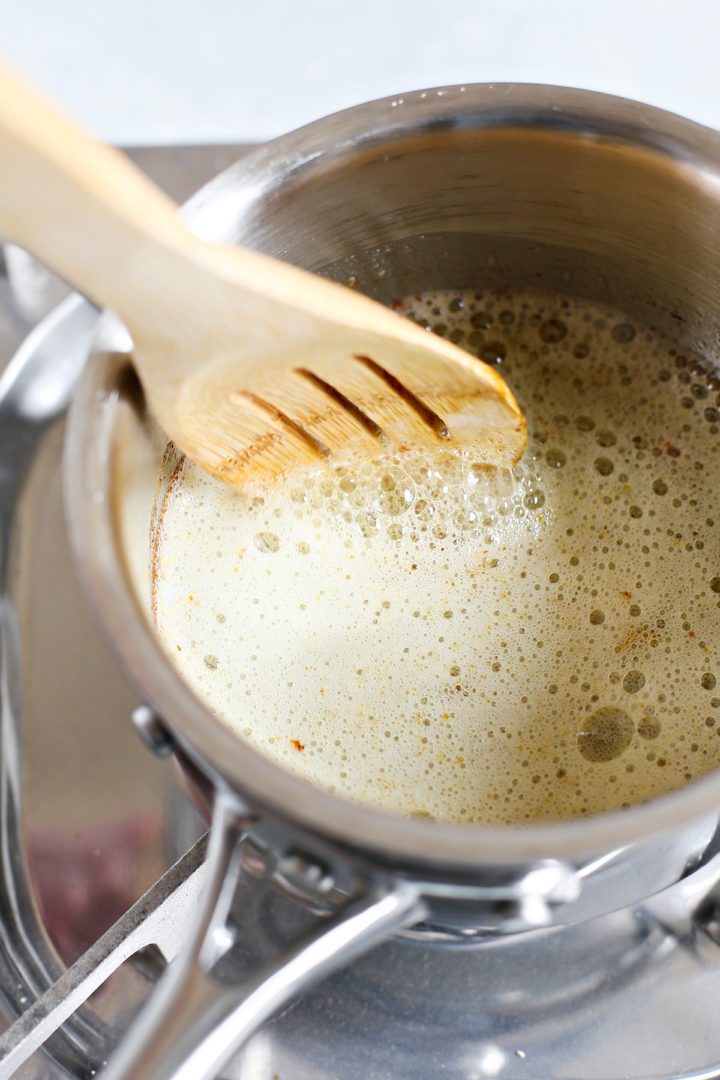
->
<box><xmin>64</xmin><ymin>84</ymin><xmax>720</xmax><ymax>1080</ymax></box>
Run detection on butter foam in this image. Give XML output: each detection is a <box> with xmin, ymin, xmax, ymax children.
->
<box><xmin>152</xmin><ymin>289</ymin><xmax>720</xmax><ymax>824</ymax></box>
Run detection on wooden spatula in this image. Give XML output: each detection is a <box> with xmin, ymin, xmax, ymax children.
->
<box><xmin>0</xmin><ymin>63</ymin><xmax>526</xmax><ymax>487</ymax></box>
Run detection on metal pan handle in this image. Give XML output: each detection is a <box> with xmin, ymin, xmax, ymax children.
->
<box><xmin>100</xmin><ymin>792</ymin><xmax>425</xmax><ymax>1080</ymax></box>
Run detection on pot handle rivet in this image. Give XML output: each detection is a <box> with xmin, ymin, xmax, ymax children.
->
<box><xmin>276</xmin><ymin>850</ymin><xmax>335</xmax><ymax>895</ymax></box>
<box><xmin>131</xmin><ymin>704</ymin><xmax>177</xmax><ymax>757</ymax></box>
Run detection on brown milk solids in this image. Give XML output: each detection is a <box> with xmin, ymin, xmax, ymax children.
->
<box><xmin>151</xmin><ymin>288</ymin><xmax>720</xmax><ymax>824</ymax></box>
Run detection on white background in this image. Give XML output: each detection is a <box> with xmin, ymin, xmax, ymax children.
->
<box><xmin>0</xmin><ymin>0</ymin><xmax>718</xmax><ymax>145</ymax></box>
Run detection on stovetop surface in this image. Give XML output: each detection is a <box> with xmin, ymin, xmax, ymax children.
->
<box><xmin>3</xmin><ymin>145</ymin><xmax>720</xmax><ymax>1080</ymax></box>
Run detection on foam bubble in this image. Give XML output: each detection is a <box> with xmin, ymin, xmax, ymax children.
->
<box><xmin>577</xmin><ymin>707</ymin><xmax>634</xmax><ymax>762</ymax></box>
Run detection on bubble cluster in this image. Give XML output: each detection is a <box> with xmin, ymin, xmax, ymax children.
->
<box><xmin>152</xmin><ymin>287</ymin><xmax>720</xmax><ymax>826</ymax></box>
<box><xmin>280</xmin><ymin>451</ymin><xmax>537</xmax><ymax>551</ymax></box>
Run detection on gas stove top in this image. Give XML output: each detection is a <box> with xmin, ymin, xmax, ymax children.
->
<box><xmin>1</xmin><ymin>144</ymin><xmax>720</xmax><ymax>1080</ymax></box>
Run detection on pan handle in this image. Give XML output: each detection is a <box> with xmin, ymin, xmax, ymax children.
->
<box><xmin>100</xmin><ymin>792</ymin><xmax>426</xmax><ymax>1080</ymax></box>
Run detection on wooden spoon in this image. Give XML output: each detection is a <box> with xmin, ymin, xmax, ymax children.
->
<box><xmin>0</xmin><ymin>63</ymin><xmax>527</xmax><ymax>487</ymax></box>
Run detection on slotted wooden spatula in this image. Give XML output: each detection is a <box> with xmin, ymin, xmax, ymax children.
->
<box><xmin>0</xmin><ymin>62</ymin><xmax>527</xmax><ymax>487</ymax></box>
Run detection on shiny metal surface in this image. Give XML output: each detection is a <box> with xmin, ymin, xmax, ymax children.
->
<box><xmin>0</xmin><ymin>837</ymin><xmax>208</xmax><ymax>1079</ymax></box>
<box><xmin>0</xmin><ymin>292</ymin><xmax>116</xmax><ymax>1079</ymax></box>
<box><xmin>101</xmin><ymin>796</ymin><xmax>425</xmax><ymax>1080</ymax></box>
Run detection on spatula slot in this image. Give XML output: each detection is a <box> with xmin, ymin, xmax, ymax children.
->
<box><xmin>353</xmin><ymin>354</ymin><xmax>451</xmax><ymax>440</ymax></box>
<box><xmin>229</xmin><ymin>390</ymin><xmax>330</xmax><ymax>459</ymax></box>
<box><xmin>293</xmin><ymin>368</ymin><xmax>389</xmax><ymax>444</ymax></box>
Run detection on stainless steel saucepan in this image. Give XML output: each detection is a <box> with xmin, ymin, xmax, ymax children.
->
<box><xmin>63</xmin><ymin>84</ymin><xmax>720</xmax><ymax>1080</ymax></box>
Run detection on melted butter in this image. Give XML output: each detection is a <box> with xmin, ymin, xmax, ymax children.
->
<box><xmin>152</xmin><ymin>288</ymin><xmax>720</xmax><ymax>824</ymax></box>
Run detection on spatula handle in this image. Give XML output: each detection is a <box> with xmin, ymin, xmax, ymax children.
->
<box><xmin>0</xmin><ymin>59</ymin><xmax>355</xmax><ymax>357</ymax></box>
<box><xmin>0</xmin><ymin>60</ymin><xmax>192</xmax><ymax>317</ymax></box>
